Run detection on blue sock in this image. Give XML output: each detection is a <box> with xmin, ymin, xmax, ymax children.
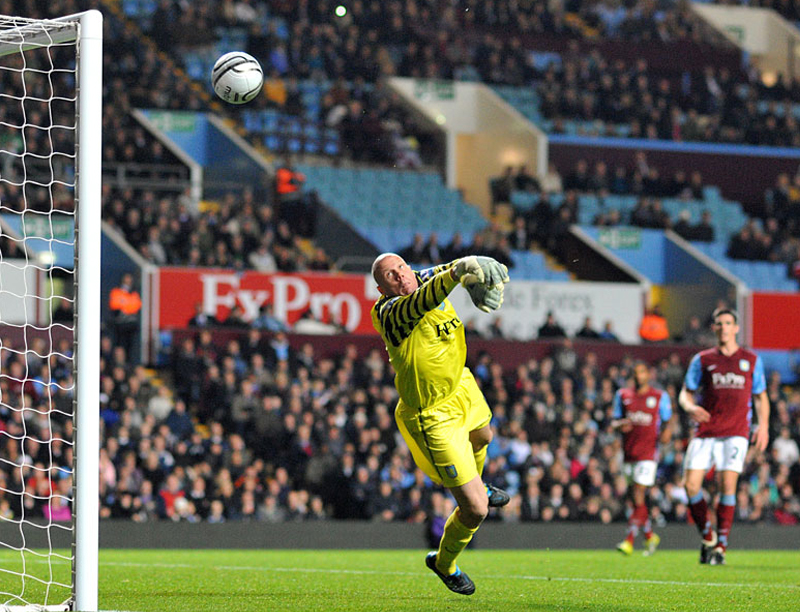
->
<box><xmin>720</xmin><ymin>494</ymin><xmax>735</xmax><ymax>506</ymax></box>
<box><xmin>689</xmin><ymin>492</ymin><xmax>704</xmax><ymax>505</ymax></box>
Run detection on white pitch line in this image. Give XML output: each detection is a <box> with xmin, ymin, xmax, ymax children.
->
<box><xmin>101</xmin><ymin>561</ymin><xmax>800</xmax><ymax>591</ymax></box>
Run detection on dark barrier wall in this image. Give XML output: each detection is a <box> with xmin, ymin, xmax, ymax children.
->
<box><xmin>549</xmin><ymin>136</ymin><xmax>800</xmax><ymax>211</ymax></box>
<box><xmin>0</xmin><ymin>326</ymin><xmax>699</xmax><ymax>380</ymax></box>
<box><xmin>5</xmin><ymin>521</ymin><xmax>798</xmax><ymax>551</ymax></box>
<box><xmin>171</xmin><ymin>330</ymin><xmax>699</xmax><ymax>372</ymax></box>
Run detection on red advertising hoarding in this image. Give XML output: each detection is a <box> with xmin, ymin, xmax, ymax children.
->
<box><xmin>157</xmin><ymin>267</ymin><xmax>379</xmax><ymax>334</ymax></box>
<box><xmin>751</xmin><ymin>293</ymin><xmax>800</xmax><ymax>349</ymax></box>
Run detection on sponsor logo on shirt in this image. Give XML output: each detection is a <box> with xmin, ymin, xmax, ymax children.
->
<box><xmin>628</xmin><ymin>411</ymin><xmax>654</xmax><ymax>425</ymax></box>
<box><xmin>434</xmin><ymin>317</ymin><xmax>461</xmax><ymax>338</ymax></box>
<box><xmin>712</xmin><ymin>371</ymin><xmax>746</xmax><ymax>388</ymax></box>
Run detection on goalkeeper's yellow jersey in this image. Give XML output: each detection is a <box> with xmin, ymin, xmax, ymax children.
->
<box><xmin>371</xmin><ymin>262</ymin><xmax>466</xmax><ymax>410</ymax></box>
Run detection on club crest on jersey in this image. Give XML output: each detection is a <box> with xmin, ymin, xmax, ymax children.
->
<box><xmin>444</xmin><ymin>465</ymin><xmax>458</xmax><ymax>479</ymax></box>
<box><xmin>646</xmin><ymin>396</ymin><xmax>657</xmax><ymax>408</ymax></box>
<box><xmin>739</xmin><ymin>359</ymin><xmax>750</xmax><ymax>372</ymax></box>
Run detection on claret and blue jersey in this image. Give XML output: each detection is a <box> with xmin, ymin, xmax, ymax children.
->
<box><xmin>683</xmin><ymin>347</ymin><xmax>766</xmax><ymax>439</ymax></box>
<box><xmin>613</xmin><ymin>387</ymin><xmax>672</xmax><ymax>462</ymax></box>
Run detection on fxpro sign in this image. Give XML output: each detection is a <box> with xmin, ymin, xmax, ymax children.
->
<box><xmin>158</xmin><ymin>268</ymin><xmax>644</xmax><ymax>342</ymax></box>
<box><xmin>157</xmin><ymin>268</ymin><xmax>374</xmax><ymax>333</ymax></box>
<box><xmin>448</xmin><ymin>281</ymin><xmax>644</xmax><ymax>343</ymax></box>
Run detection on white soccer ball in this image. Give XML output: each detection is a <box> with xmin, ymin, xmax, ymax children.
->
<box><xmin>211</xmin><ymin>51</ymin><xmax>264</xmax><ymax>105</ymax></box>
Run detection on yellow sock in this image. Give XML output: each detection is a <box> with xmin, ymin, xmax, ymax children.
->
<box><xmin>436</xmin><ymin>509</ymin><xmax>479</xmax><ymax>575</ymax></box>
<box><xmin>473</xmin><ymin>444</ymin><xmax>487</xmax><ymax>477</ymax></box>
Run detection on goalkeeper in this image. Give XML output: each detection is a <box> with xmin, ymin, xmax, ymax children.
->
<box><xmin>370</xmin><ymin>252</ymin><xmax>510</xmax><ymax>596</ymax></box>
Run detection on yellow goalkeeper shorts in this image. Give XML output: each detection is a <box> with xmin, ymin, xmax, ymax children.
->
<box><xmin>395</xmin><ymin>367</ymin><xmax>492</xmax><ymax>488</ymax></box>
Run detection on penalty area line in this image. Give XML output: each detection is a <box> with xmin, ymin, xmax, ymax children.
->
<box><xmin>101</xmin><ymin>561</ymin><xmax>800</xmax><ymax>591</ymax></box>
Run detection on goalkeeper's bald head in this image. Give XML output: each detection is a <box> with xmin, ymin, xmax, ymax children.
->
<box><xmin>372</xmin><ymin>252</ymin><xmax>418</xmax><ymax>297</ymax></box>
<box><xmin>371</xmin><ymin>252</ymin><xmax>398</xmax><ymax>284</ymax></box>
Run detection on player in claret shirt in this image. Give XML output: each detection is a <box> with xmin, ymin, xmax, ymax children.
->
<box><xmin>612</xmin><ymin>361</ymin><xmax>672</xmax><ymax>556</ymax></box>
<box><xmin>678</xmin><ymin>307</ymin><xmax>769</xmax><ymax>566</ymax></box>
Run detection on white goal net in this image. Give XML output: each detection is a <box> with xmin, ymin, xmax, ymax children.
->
<box><xmin>0</xmin><ymin>11</ymin><xmax>101</xmax><ymax>612</ymax></box>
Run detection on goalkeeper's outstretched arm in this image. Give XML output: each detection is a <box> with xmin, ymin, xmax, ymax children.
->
<box><xmin>418</xmin><ymin>256</ymin><xmax>509</xmax><ymax>313</ymax></box>
<box><xmin>372</xmin><ymin>253</ymin><xmax>509</xmax><ymax>346</ymax></box>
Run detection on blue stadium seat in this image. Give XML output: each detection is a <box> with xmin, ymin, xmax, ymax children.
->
<box><xmin>264</xmin><ymin>134</ymin><xmax>283</xmax><ymax>151</ymax></box>
<box><xmin>323</xmin><ymin>139</ymin><xmax>339</xmax><ymax>156</ymax></box>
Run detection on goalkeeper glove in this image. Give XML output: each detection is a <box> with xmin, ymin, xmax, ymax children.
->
<box><xmin>453</xmin><ymin>256</ymin><xmax>485</xmax><ymax>286</ymax></box>
<box><xmin>475</xmin><ymin>256</ymin><xmax>510</xmax><ymax>286</ymax></box>
<box><xmin>466</xmin><ymin>282</ymin><xmax>505</xmax><ymax>313</ymax></box>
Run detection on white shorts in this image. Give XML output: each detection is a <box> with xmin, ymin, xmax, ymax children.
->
<box><xmin>623</xmin><ymin>460</ymin><xmax>657</xmax><ymax>487</ymax></box>
<box><xmin>684</xmin><ymin>436</ymin><xmax>749</xmax><ymax>474</ymax></box>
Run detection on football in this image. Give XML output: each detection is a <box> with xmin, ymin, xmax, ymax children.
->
<box><xmin>211</xmin><ymin>51</ymin><xmax>263</xmax><ymax>105</ymax></box>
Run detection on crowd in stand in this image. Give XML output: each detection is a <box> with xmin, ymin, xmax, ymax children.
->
<box><xmin>3</xmin><ymin>327</ymin><xmax>799</xmax><ymax>528</ymax></box>
<box><xmin>724</xmin><ymin>171</ymin><xmax>800</xmax><ymax>272</ymax></box>
<box><xmin>102</xmin><ymin>182</ymin><xmax>333</xmax><ymax>273</ymax></box>
<box><xmin>124</xmin><ymin>0</ymin><xmax>787</xmax><ymax>160</ymax></box>
<box><xmin>396</xmin><ymin>226</ymin><xmax>515</xmax><ymax>271</ymax></box>
<box><xmin>144</xmin><ymin>0</ymin><xmax>725</xmax><ymax>82</ymax></box>
<box><xmin>488</xmin><ymin>155</ymin><xmax>800</xmax><ymax>280</ymax></box>
<box><xmin>489</xmin><ymin>155</ymin><xmax>718</xmax><ymax>256</ymax></box>
<box><xmin>537</xmin><ymin>51</ymin><xmax>800</xmax><ymax>146</ymax></box>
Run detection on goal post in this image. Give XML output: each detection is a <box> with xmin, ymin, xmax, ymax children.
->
<box><xmin>0</xmin><ymin>9</ymin><xmax>102</xmax><ymax>612</ymax></box>
<box><xmin>72</xmin><ymin>10</ymin><xmax>102</xmax><ymax>612</ymax></box>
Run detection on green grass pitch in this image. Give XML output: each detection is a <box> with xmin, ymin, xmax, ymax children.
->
<box><xmin>2</xmin><ymin>549</ymin><xmax>799</xmax><ymax>611</ymax></box>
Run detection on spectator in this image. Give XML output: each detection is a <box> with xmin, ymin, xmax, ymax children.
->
<box><xmin>274</xmin><ymin>159</ymin><xmax>312</xmax><ymax>236</ymax></box>
<box><xmin>693</xmin><ymin>211</ymin><xmax>715</xmax><ymax>243</ymax></box>
<box><xmin>681</xmin><ymin>315</ymin><xmax>715</xmax><ymax>347</ymax></box>
<box><xmin>248</xmin><ymin>243</ymin><xmax>278</xmax><ymax>272</ymax></box>
<box><xmin>541</xmin><ymin>162</ymin><xmax>563</xmax><ymax>195</ymax></box>
<box><xmin>672</xmin><ymin>210</ymin><xmax>695</xmax><ymax>241</ymax></box>
<box><xmin>639</xmin><ymin>306</ymin><xmax>670</xmax><ymax>343</ymax></box>
<box><xmin>221</xmin><ymin>305</ymin><xmax>248</xmax><ymax>328</ymax></box>
<box><xmin>563</xmin><ymin>159</ymin><xmax>590</xmax><ymax>192</ymax></box>
<box><xmin>598</xmin><ymin>320</ymin><xmax>620</xmax><ymax>342</ymax></box>
<box><xmin>538</xmin><ymin>311</ymin><xmax>567</xmax><ymax>339</ymax></box>
<box><xmin>188</xmin><ymin>303</ymin><xmax>220</xmax><ymax>328</ymax></box>
<box><xmin>515</xmin><ymin>165</ymin><xmax>540</xmax><ymax>192</ymax></box>
<box><xmin>773</xmin><ymin>427</ymin><xmax>800</xmax><ymax>466</ymax></box>
<box><xmin>442</xmin><ymin>233</ymin><xmax>466</xmax><ymax>262</ymax></box>
<box><xmin>292</xmin><ymin>309</ymin><xmax>341</xmax><ymax>335</ymax></box>
<box><xmin>51</xmin><ymin>298</ymin><xmax>74</xmax><ymax>324</ymax></box>
<box><xmin>252</xmin><ymin>304</ymin><xmax>289</xmax><ymax>332</ymax></box>
<box><xmin>398</xmin><ymin>233</ymin><xmax>428</xmax><ymax>265</ymax></box>
<box><xmin>575</xmin><ymin>317</ymin><xmax>601</xmax><ymax>340</ymax></box>
<box><xmin>490</xmin><ymin>165</ymin><xmax>515</xmax><ymax>205</ymax></box>
<box><xmin>108</xmin><ymin>272</ymin><xmax>142</xmax><ymax>362</ymax></box>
